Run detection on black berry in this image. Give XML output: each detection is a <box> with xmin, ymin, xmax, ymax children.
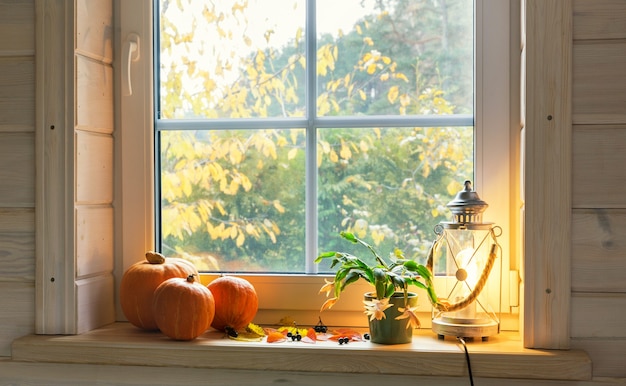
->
<box><xmin>315</xmin><ymin>317</ymin><xmax>328</xmax><ymax>334</ymax></box>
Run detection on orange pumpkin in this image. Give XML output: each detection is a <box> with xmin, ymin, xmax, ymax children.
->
<box><xmin>207</xmin><ymin>276</ymin><xmax>258</xmax><ymax>331</ymax></box>
<box><xmin>120</xmin><ymin>251</ymin><xmax>198</xmax><ymax>330</ymax></box>
<box><xmin>153</xmin><ymin>274</ymin><xmax>215</xmax><ymax>340</ymax></box>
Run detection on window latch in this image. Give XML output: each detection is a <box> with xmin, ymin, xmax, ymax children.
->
<box><xmin>122</xmin><ymin>33</ymin><xmax>141</xmax><ymax>96</ymax></box>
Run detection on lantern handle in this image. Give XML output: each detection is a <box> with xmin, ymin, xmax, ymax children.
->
<box><xmin>425</xmin><ymin>229</ymin><xmax>501</xmax><ymax>312</ymax></box>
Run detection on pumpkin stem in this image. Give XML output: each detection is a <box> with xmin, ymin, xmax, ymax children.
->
<box><xmin>186</xmin><ymin>274</ymin><xmax>196</xmax><ymax>283</ymax></box>
<box><xmin>145</xmin><ymin>251</ymin><xmax>166</xmax><ymax>264</ymax></box>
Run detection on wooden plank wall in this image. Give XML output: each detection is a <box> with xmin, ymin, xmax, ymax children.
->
<box><xmin>522</xmin><ymin>0</ymin><xmax>573</xmax><ymax>350</ymax></box>
<box><xmin>570</xmin><ymin>0</ymin><xmax>626</xmax><ymax>378</ymax></box>
<box><xmin>35</xmin><ymin>0</ymin><xmax>115</xmax><ymax>335</ymax></box>
<box><xmin>0</xmin><ymin>0</ymin><xmax>36</xmax><ymax>356</ymax></box>
<box><xmin>74</xmin><ymin>0</ymin><xmax>116</xmax><ymax>333</ymax></box>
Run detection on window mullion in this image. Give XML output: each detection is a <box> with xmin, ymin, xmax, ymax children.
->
<box><xmin>155</xmin><ymin>115</ymin><xmax>473</xmax><ymax>132</ymax></box>
<box><xmin>305</xmin><ymin>0</ymin><xmax>318</xmax><ymax>273</ymax></box>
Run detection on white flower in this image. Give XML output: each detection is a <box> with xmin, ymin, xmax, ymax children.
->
<box><xmin>363</xmin><ymin>298</ymin><xmax>393</xmax><ymax>321</ymax></box>
<box><xmin>318</xmin><ymin>279</ymin><xmax>335</xmax><ymax>297</ymax></box>
<box><xmin>395</xmin><ymin>304</ymin><xmax>421</xmax><ymax>329</ymax></box>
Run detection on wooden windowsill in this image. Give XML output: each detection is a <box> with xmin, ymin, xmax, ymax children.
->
<box><xmin>11</xmin><ymin>322</ymin><xmax>591</xmax><ymax>381</ymax></box>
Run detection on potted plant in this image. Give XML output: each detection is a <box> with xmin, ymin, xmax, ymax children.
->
<box><xmin>316</xmin><ymin>231</ymin><xmax>438</xmax><ymax>344</ymax></box>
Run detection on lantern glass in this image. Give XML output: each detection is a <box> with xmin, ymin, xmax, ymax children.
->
<box><xmin>429</xmin><ymin>181</ymin><xmax>502</xmax><ymax>340</ymax></box>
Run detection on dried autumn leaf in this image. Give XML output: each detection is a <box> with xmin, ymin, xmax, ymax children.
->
<box><xmin>229</xmin><ymin>330</ymin><xmax>264</xmax><ymax>342</ymax></box>
<box><xmin>246</xmin><ymin>323</ymin><xmax>266</xmax><ymax>336</ymax></box>
<box><xmin>327</xmin><ymin>328</ymin><xmax>364</xmax><ymax>342</ymax></box>
<box><xmin>267</xmin><ymin>331</ymin><xmax>287</xmax><ymax>343</ymax></box>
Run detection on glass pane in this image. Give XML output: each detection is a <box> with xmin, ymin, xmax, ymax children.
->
<box><xmin>317</xmin><ymin>126</ymin><xmax>473</xmax><ymax>271</ymax></box>
<box><xmin>158</xmin><ymin>0</ymin><xmax>306</xmax><ymax>119</ymax></box>
<box><xmin>316</xmin><ymin>0</ymin><xmax>473</xmax><ymax>117</ymax></box>
<box><xmin>159</xmin><ymin>129</ymin><xmax>306</xmax><ymax>273</ymax></box>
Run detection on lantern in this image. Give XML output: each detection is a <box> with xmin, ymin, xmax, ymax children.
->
<box><xmin>427</xmin><ymin>180</ymin><xmax>502</xmax><ymax>340</ymax></box>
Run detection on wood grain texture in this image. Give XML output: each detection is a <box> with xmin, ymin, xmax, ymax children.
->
<box><xmin>523</xmin><ymin>0</ymin><xmax>573</xmax><ymax>350</ymax></box>
<box><xmin>73</xmin><ymin>0</ymin><xmax>115</xmax><ymax>335</ymax></box>
<box><xmin>573</xmin><ymin>126</ymin><xmax>626</xmax><ymax>208</ymax></box>
<box><xmin>571</xmin><ymin>293</ymin><xmax>626</xmax><ymax>338</ymax></box>
<box><xmin>0</xmin><ymin>281</ymin><xmax>35</xmax><ymax>356</ymax></box>
<box><xmin>573</xmin><ymin>42</ymin><xmax>626</xmax><ymax>125</ymax></box>
<box><xmin>0</xmin><ymin>360</ymin><xmax>604</xmax><ymax>386</ymax></box>
<box><xmin>76</xmin><ymin>206</ymin><xmax>113</xmax><ymax>277</ymax></box>
<box><xmin>76</xmin><ymin>131</ymin><xmax>113</xmax><ymax>204</ymax></box>
<box><xmin>76</xmin><ymin>55</ymin><xmax>113</xmax><ymax>133</ymax></box>
<box><xmin>0</xmin><ymin>207</ymin><xmax>34</xmax><ymax>233</ymax></box>
<box><xmin>76</xmin><ymin>0</ymin><xmax>113</xmax><ymax>62</ymax></box>
<box><xmin>10</xmin><ymin>323</ymin><xmax>592</xmax><ymax>381</ymax></box>
<box><xmin>76</xmin><ymin>274</ymin><xmax>115</xmax><ymax>334</ymax></box>
<box><xmin>0</xmin><ymin>132</ymin><xmax>35</xmax><ymax>207</ymax></box>
<box><xmin>0</xmin><ymin>0</ymin><xmax>34</xmax><ymax>53</ymax></box>
<box><xmin>0</xmin><ymin>57</ymin><xmax>35</xmax><ymax>131</ymax></box>
<box><xmin>573</xmin><ymin>0</ymin><xmax>626</xmax><ymax>40</ymax></box>
<box><xmin>0</xmin><ymin>232</ymin><xmax>35</xmax><ymax>282</ymax></box>
<box><xmin>35</xmin><ymin>0</ymin><xmax>76</xmax><ymax>335</ymax></box>
<box><xmin>572</xmin><ymin>209</ymin><xmax>626</xmax><ymax>292</ymax></box>
<box><xmin>572</xmin><ymin>338</ymin><xmax>626</xmax><ymax>378</ymax></box>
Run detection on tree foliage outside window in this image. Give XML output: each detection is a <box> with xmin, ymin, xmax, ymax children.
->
<box><xmin>157</xmin><ymin>0</ymin><xmax>474</xmax><ymax>273</ymax></box>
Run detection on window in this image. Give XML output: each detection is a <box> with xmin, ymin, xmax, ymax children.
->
<box><xmin>120</xmin><ymin>0</ymin><xmax>513</xmax><ymax>327</ymax></box>
<box><xmin>157</xmin><ymin>0</ymin><xmax>473</xmax><ymax>271</ymax></box>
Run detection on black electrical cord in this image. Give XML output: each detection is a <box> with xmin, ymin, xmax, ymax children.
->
<box><xmin>457</xmin><ymin>337</ymin><xmax>475</xmax><ymax>386</ymax></box>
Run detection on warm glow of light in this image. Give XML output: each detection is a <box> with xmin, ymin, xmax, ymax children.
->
<box><xmin>456</xmin><ymin>247</ymin><xmax>479</xmax><ymax>289</ymax></box>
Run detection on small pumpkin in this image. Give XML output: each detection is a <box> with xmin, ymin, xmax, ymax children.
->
<box><xmin>153</xmin><ymin>274</ymin><xmax>215</xmax><ymax>341</ymax></box>
<box><xmin>120</xmin><ymin>251</ymin><xmax>198</xmax><ymax>330</ymax></box>
<box><xmin>207</xmin><ymin>276</ymin><xmax>259</xmax><ymax>332</ymax></box>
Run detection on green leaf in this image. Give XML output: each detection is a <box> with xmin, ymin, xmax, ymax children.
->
<box><xmin>335</xmin><ymin>267</ymin><xmax>349</xmax><ymax>283</ymax></box>
<box><xmin>403</xmin><ymin>260</ymin><xmax>419</xmax><ymax>271</ymax></box>
<box><xmin>373</xmin><ymin>267</ymin><xmax>386</xmax><ymax>282</ymax></box>
<box><xmin>340</xmin><ymin>231</ymin><xmax>357</xmax><ymax>243</ymax></box>
<box><xmin>415</xmin><ymin>264</ymin><xmax>433</xmax><ymax>281</ymax></box>
<box><xmin>361</xmin><ymin>266</ymin><xmax>375</xmax><ymax>284</ymax></box>
<box><xmin>405</xmin><ymin>278</ymin><xmax>427</xmax><ymax>290</ymax></box>
<box><xmin>341</xmin><ymin>270</ymin><xmax>361</xmax><ymax>290</ymax></box>
<box><xmin>384</xmin><ymin>284</ymin><xmax>396</xmax><ymax>298</ymax></box>
<box><xmin>389</xmin><ymin>272</ymin><xmax>405</xmax><ymax>289</ymax></box>
<box><xmin>315</xmin><ymin>250</ymin><xmax>336</xmax><ymax>263</ymax></box>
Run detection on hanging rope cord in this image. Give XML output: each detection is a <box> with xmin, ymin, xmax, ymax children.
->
<box><xmin>425</xmin><ymin>227</ymin><xmax>501</xmax><ymax>312</ymax></box>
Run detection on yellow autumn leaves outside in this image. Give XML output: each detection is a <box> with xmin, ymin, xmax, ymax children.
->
<box><xmin>158</xmin><ymin>0</ymin><xmax>473</xmax><ymax>271</ymax></box>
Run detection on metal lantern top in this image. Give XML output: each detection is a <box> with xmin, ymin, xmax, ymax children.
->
<box><xmin>442</xmin><ymin>180</ymin><xmax>491</xmax><ymax>229</ymax></box>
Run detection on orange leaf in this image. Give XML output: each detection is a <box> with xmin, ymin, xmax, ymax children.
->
<box><xmin>327</xmin><ymin>328</ymin><xmax>364</xmax><ymax>341</ymax></box>
<box><xmin>301</xmin><ymin>336</ymin><xmax>316</xmax><ymax>344</ymax></box>
<box><xmin>306</xmin><ymin>328</ymin><xmax>317</xmax><ymax>342</ymax></box>
<box><xmin>267</xmin><ymin>331</ymin><xmax>287</xmax><ymax>343</ymax></box>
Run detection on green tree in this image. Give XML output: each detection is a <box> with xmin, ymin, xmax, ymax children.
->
<box><xmin>157</xmin><ymin>0</ymin><xmax>473</xmax><ymax>272</ymax></box>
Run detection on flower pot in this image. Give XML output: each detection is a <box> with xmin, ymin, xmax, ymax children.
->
<box><xmin>364</xmin><ymin>291</ymin><xmax>418</xmax><ymax>344</ymax></box>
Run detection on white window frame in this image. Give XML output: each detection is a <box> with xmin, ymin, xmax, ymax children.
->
<box><xmin>117</xmin><ymin>0</ymin><xmax>516</xmax><ymax>328</ymax></box>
